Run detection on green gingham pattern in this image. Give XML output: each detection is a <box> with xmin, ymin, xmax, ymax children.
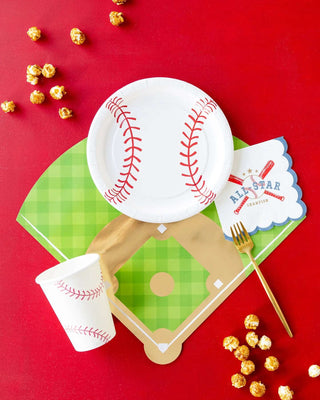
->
<box><xmin>115</xmin><ymin>237</ymin><xmax>209</xmax><ymax>331</ymax></box>
<box><xmin>17</xmin><ymin>136</ymin><xmax>304</xmax><ymax>331</ymax></box>
<box><xmin>17</xmin><ymin>140</ymin><xmax>120</xmax><ymax>262</ymax></box>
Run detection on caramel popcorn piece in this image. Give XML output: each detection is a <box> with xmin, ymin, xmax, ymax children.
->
<box><xmin>112</xmin><ymin>0</ymin><xmax>127</xmax><ymax>4</ymax></box>
<box><xmin>231</xmin><ymin>373</ymin><xmax>246</xmax><ymax>389</ymax></box>
<box><xmin>59</xmin><ymin>107</ymin><xmax>73</xmax><ymax>119</ymax></box>
<box><xmin>26</xmin><ymin>65</ymin><xmax>41</xmax><ymax>85</ymax></box>
<box><xmin>308</xmin><ymin>364</ymin><xmax>320</xmax><ymax>378</ymax></box>
<box><xmin>234</xmin><ymin>345</ymin><xmax>250</xmax><ymax>361</ymax></box>
<box><xmin>264</xmin><ymin>356</ymin><xmax>279</xmax><ymax>371</ymax></box>
<box><xmin>27</xmin><ymin>64</ymin><xmax>42</xmax><ymax>77</ymax></box>
<box><xmin>26</xmin><ymin>73</ymin><xmax>39</xmax><ymax>85</ymax></box>
<box><xmin>223</xmin><ymin>336</ymin><xmax>239</xmax><ymax>352</ymax></box>
<box><xmin>42</xmin><ymin>64</ymin><xmax>56</xmax><ymax>78</ymax></box>
<box><xmin>27</xmin><ymin>26</ymin><xmax>41</xmax><ymax>41</ymax></box>
<box><xmin>249</xmin><ymin>381</ymin><xmax>266</xmax><ymax>397</ymax></box>
<box><xmin>241</xmin><ymin>360</ymin><xmax>255</xmax><ymax>375</ymax></box>
<box><xmin>50</xmin><ymin>86</ymin><xmax>66</xmax><ymax>100</ymax></box>
<box><xmin>70</xmin><ymin>28</ymin><xmax>86</xmax><ymax>45</ymax></box>
<box><xmin>30</xmin><ymin>90</ymin><xmax>45</xmax><ymax>104</ymax></box>
<box><xmin>258</xmin><ymin>335</ymin><xmax>272</xmax><ymax>350</ymax></box>
<box><xmin>109</xmin><ymin>11</ymin><xmax>125</xmax><ymax>26</ymax></box>
<box><xmin>1</xmin><ymin>100</ymin><xmax>16</xmax><ymax>113</ymax></box>
<box><xmin>244</xmin><ymin>314</ymin><xmax>260</xmax><ymax>330</ymax></box>
<box><xmin>246</xmin><ymin>331</ymin><xmax>259</xmax><ymax>348</ymax></box>
<box><xmin>278</xmin><ymin>385</ymin><xmax>294</xmax><ymax>400</ymax></box>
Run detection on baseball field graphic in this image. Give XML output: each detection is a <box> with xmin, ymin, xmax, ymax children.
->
<box><xmin>17</xmin><ymin>136</ymin><xmax>305</xmax><ymax>363</ymax></box>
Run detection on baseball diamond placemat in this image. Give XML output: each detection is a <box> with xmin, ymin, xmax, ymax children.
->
<box><xmin>115</xmin><ymin>236</ymin><xmax>211</xmax><ymax>333</ymax></box>
<box><xmin>17</xmin><ymin>136</ymin><xmax>305</xmax><ymax>363</ymax></box>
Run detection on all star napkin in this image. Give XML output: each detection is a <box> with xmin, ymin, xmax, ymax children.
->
<box><xmin>215</xmin><ymin>137</ymin><xmax>307</xmax><ymax>239</ymax></box>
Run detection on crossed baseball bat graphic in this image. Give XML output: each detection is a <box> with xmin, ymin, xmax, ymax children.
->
<box><xmin>228</xmin><ymin>160</ymin><xmax>285</xmax><ymax>215</ymax></box>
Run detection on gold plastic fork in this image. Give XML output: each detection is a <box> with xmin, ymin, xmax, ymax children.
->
<box><xmin>231</xmin><ymin>221</ymin><xmax>293</xmax><ymax>338</ymax></box>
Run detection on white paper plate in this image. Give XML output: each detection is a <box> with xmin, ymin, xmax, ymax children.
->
<box><xmin>87</xmin><ymin>78</ymin><xmax>234</xmax><ymax>223</ymax></box>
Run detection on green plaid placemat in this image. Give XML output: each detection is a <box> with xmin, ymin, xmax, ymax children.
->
<box><xmin>17</xmin><ymin>140</ymin><xmax>120</xmax><ymax>262</ymax></box>
<box><xmin>115</xmin><ymin>236</ymin><xmax>209</xmax><ymax>331</ymax></box>
<box><xmin>17</xmin><ymin>136</ymin><xmax>304</xmax><ymax>331</ymax></box>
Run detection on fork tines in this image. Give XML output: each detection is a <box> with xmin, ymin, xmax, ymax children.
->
<box><xmin>230</xmin><ymin>221</ymin><xmax>249</xmax><ymax>244</ymax></box>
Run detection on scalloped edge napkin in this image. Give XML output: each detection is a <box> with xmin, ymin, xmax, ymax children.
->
<box><xmin>215</xmin><ymin>137</ymin><xmax>306</xmax><ymax>239</ymax></box>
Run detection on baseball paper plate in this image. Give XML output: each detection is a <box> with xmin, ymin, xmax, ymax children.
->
<box><xmin>87</xmin><ymin>77</ymin><xmax>234</xmax><ymax>223</ymax></box>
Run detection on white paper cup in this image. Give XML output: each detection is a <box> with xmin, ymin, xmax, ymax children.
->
<box><xmin>35</xmin><ymin>253</ymin><xmax>116</xmax><ymax>352</ymax></box>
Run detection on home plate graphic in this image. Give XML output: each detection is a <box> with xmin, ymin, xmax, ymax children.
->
<box><xmin>215</xmin><ymin>137</ymin><xmax>306</xmax><ymax>238</ymax></box>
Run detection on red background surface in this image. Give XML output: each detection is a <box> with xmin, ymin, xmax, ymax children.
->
<box><xmin>1</xmin><ymin>1</ymin><xmax>319</xmax><ymax>399</ymax></box>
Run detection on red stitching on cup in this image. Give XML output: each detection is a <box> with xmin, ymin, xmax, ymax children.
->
<box><xmin>180</xmin><ymin>98</ymin><xmax>217</xmax><ymax>205</ymax></box>
<box><xmin>55</xmin><ymin>279</ymin><xmax>104</xmax><ymax>301</ymax></box>
<box><xmin>105</xmin><ymin>97</ymin><xmax>142</xmax><ymax>204</ymax></box>
<box><xmin>64</xmin><ymin>325</ymin><xmax>112</xmax><ymax>343</ymax></box>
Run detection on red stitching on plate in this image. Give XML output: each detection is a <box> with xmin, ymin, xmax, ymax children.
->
<box><xmin>180</xmin><ymin>98</ymin><xmax>217</xmax><ymax>205</ymax></box>
<box><xmin>55</xmin><ymin>278</ymin><xmax>104</xmax><ymax>301</ymax></box>
<box><xmin>104</xmin><ymin>97</ymin><xmax>142</xmax><ymax>204</ymax></box>
<box><xmin>64</xmin><ymin>326</ymin><xmax>112</xmax><ymax>343</ymax></box>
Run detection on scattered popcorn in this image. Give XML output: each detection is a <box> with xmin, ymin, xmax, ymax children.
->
<box><xmin>27</xmin><ymin>26</ymin><xmax>41</xmax><ymax>41</ymax></box>
<box><xmin>30</xmin><ymin>90</ymin><xmax>45</xmax><ymax>104</ymax></box>
<box><xmin>1</xmin><ymin>100</ymin><xmax>16</xmax><ymax>113</ymax></box>
<box><xmin>42</xmin><ymin>64</ymin><xmax>56</xmax><ymax>78</ymax></box>
<box><xmin>264</xmin><ymin>356</ymin><xmax>280</xmax><ymax>371</ymax></box>
<box><xmin>109</xmin><ymin>11</ymin><xmax>125</xmax><ymax>26</ymax></box>
<box><xmin>231</xmin><ymin>373</ymin><xmax>246</xmax><ymax>389</ymax></box>
<box><xmin>112</xmin><ymin>0</ymin><xmax>128</xmax><ymax>4</ymax></box>
<box><xmin>249</xmin><ymin>381</ymin><xmax>266</xmax><ymax>397</ymax></box>
<box><xmin>278</xmin><ymin>385</ymin><xmax>294</xmax><ymax>400</ymax></box>
<box><xmin>59</xmin><ymin>107</ymin><xmax>73</xmax><ymax>119</ymax></box>
<box><xmin>27</xmin><ymin>64</ymin><xmax>42</xmax><ymax>77</ymax></box>
<box><xmin>246</xmin><ymin>331</ymin><xmax>259</xmax><ymax>348</ymax></box>
<box><xmin>70</xmin><ymin>28</ymin><xmax>86</xmax><ymax>45</ymax></box>
<box><xmin>308</xmin><ymin>364</ymin><xmax>320</xmax><ymax>378</ymax></box>
<box><xmin>26</xmin><ymin>73</ymin><xmax>39</xmax><ymax>85</ymax></box>
<box><xmin>244</xmin><ymin>314</ymin><xmax>260</xmax><ymax>330</ymax></box>
<box><xmin>241</xmin><ymin>360</ymin><xmax>255</xmax><ymax>375</ymax></box>
<box><xmin>50</xmin><ymin>86</ymin><xmax>66</xmax><ymax>100</ymax></box>
<box><xmin>223</xmin><ymin>336</ymin><xmax>239</xmax><ymax>352</ymax></box>
<box><xmin>258</xmin><ymin>335</ymin><xmax>272</xmax><ymax>350</ymax></box>
<box><xmin>234</xmin><ymin>345</ymin><xmax>250</xmax><ymax>361</ymax></box>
